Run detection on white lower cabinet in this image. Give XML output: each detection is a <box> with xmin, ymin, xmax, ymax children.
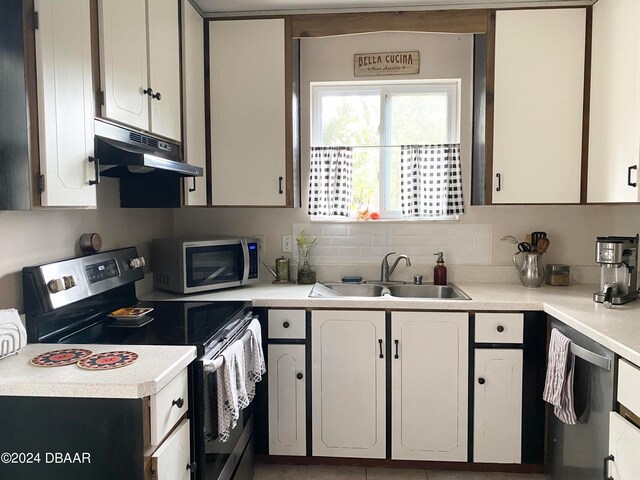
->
<box><xmin>151</xmin><ymin>418</ymin><xmax>191</xmax><ymax>480</ymax></box>
<box><xmin>312</xmin><ymin>310</ymin><xmax>386</xmax><ymax>459</ymax></box>
<box><xmin>268</xmin><ymin>344</ymin><xmax>306</xmax><ymax>456</ymax></box>
<box><xmin>608</xmin><ymin>412</ymin><xmax>640</xmax><ymax>479</ymax></box>
<box><xmin>391</xmin><ymin>312</ymin><xmax>468</xmax><ymax>461</ymax></box>
<box><xmin>473</xmin><ymin>349</ymin><xmax>523</xmax><ymax>463</ymax></box>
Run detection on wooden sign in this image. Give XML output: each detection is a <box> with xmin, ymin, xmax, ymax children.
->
<box><xmin>354</xmin><ymin>51</ymin><xmax>420</xmax><ymax>77</ymax></box>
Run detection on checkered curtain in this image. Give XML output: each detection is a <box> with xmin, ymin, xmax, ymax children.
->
<box><xmin>308</xmin><ymin>147</ymin><xmax>353</xmax><ymax>216</ymax></box>
<box><xmin>400</xmin><ymin>144</ymin><xmax>465</xmax><ymax>217</ymax></box>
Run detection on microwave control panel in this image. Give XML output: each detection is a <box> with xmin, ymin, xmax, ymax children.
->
<box><xmin>248</xmin><ymin>243</ymin><xmax>259</xmax><ymax>279</ymax></box>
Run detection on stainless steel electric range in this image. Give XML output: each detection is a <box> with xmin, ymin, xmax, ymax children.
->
<box><xmin>22</xmin><ymin>247</ymin><xmax>257</xmax><ymax>480</ymax></box>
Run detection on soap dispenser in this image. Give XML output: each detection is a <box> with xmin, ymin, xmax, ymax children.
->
<box><xmin>434</xmin><ymin>252</ymin><xmax>447</xmax><ymax>286</ymax></box>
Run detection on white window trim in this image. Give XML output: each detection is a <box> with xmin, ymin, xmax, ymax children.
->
<box><xmin>311</xmin><ymin>79</ymin><xmax>461</xmax><ymax>220</ymax></box>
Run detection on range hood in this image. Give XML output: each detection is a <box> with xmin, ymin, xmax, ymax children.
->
<box><xmin>94</xmin><ymin>120</ymin><xmax>203</xmax><ymax>177</ymax></box>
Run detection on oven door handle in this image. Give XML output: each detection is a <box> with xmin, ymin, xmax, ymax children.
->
<box><xmin>202</xmin><ymin>313</ymin><xmax>258</xmax><ymax>371</ymax></box>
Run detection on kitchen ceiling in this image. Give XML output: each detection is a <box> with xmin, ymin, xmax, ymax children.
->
<box><xmin>195</xmin><ymin>0</ymin><xmax>592</xmax><ymax>15</ymax></box>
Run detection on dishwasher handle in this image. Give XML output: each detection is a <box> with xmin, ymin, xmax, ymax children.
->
<box><xmin>570</xmin><ymin>342</ymin><xmax>611</xmax><ymax>371</ymax></box>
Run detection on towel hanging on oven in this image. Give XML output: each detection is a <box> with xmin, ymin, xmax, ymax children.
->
<box><xmin>243</xmin><ymin>319</ymin><xmax>266</xmax><ymax>401</ymax></box>
<box><xmin>217</xmin><ymin>340</ymin><xmax>246</xmax><ymax>442</ymax></box>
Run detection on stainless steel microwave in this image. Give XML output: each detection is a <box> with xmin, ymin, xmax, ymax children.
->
<box><xmin>151</xmin><ymin>237</ymin><xmax>260</xmax><ymax>294</ymax></box>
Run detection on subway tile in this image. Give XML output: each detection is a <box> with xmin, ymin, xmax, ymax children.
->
<box><xmin>428</xmin><ymin>236</ymin><xmax>472</xmax><ymax>247</ymax></box>
<box><xmin>348</xmin><ymin>224</ymin><xmax>389</xmax><ymax>236</ymax></box>
<box><xmin>388</xmin><ymin>224</ymin><xmax>423</xmax><ymax>235</ymax></box>
<box><xmin>372</xmin><ymin>236</ymin><xmax>389</xmax><ymax>247</ymax></box>
<box><xmin>331</xmin><ymin>236</ymin><xmax>372</xmax><ymax>247</ymax></box>
<box><xmin>359</xmin><ymin>246</ymin><xmax>391</xmax><ymax>257</ymax></box>
<box><xmin>421</xmin><ymin>224</ymin><xmax>450</xmax><ymax>235</ymax></box>
<box><xmin>322</xmin><ymin>225</ymin><xmax>349</xmax><ymax>236</ymax></box>
<box><xmin>390</xmin><ymin>235</ymin><xmax>429</xmax><ymax>246</ymax></box>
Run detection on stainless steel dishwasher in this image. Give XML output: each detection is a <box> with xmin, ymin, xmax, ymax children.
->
<box><xmin>548</xmin><ymin>318</ymin><xmax>615</xmax><ymax>480</ymax></box>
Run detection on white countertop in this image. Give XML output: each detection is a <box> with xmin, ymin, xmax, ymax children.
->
<box><xmin>144</xmin><ymin>282</ymin><xmax>640</xmax><ymax>367</ymax></box>
<box><xmin>0</xmin><ymin>344</ymin><xmax>196</xmax><ymax>399</ymax></box>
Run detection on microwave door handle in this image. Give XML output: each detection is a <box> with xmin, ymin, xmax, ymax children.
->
<box><xmin>241</xmin><ymin>239</ymin><xmax>250</xmax><ymax>284</ymax></box>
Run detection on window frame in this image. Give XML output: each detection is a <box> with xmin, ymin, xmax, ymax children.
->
<box><xmin>311</xmin><ymin>79</ymin><xmax>461</xmax><ymax>219</ymax></box>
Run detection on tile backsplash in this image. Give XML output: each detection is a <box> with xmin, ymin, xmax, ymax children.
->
<box><xmin>292</xmin><ymin>223</ymin><xmax>492</xmax><ymax>266</ymax></box>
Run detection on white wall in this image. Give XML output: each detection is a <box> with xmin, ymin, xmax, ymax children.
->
<box><xmin>173</xmin><ymin>31</ymin><xmax>639</xmax><ymax>281</ymax></box>
<box><xmin>0</xmin><ymin>179</ymin><xmax>173</xmax><ymax>311</ymax></box>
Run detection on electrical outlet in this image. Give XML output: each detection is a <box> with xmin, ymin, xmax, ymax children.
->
<box><xmin>281</xmin><ymin>235</ymin><xmax>293</xmax><ymax>253</ymax></box>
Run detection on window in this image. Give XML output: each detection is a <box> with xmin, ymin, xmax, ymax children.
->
<box><xmin>311</xmin><ymin>80</ymin><xmax>461</xmax><ymax>219</ymax></box>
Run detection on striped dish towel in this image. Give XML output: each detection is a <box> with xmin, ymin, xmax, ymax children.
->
<box><xmin>543</xmin><ymin>328</ymin><xmax>577</xmax><ymax>425</ymax></box>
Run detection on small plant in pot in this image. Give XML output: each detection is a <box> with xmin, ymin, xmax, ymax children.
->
<box><xmin>296</xmin><ymin>230</ymin><xmax>317</xmax><ymax>285</ymax></box>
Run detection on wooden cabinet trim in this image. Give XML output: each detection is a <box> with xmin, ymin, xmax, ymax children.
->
<box><xmin>291</xmin><ymin>10</ymin><xmax>490</xmax><ymax>37</ymax></box>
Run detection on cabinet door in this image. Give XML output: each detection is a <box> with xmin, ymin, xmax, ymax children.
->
<box><xmin>608</xmin><ymin>412</ymin><xmax>640</xmax><ymax>479</ymax></box>
<box><xmin>182</xmin><ymin>0</ymin><xmax>207</xmax><ymax>206</ymax></box>
<box><xmin>99</xmin><ymin>0</ymin><xmax>149</xmax><ymax>131</ymax></box>
<box><xmin>474</xmin><ymin>349</ymin><xmax>523</xmax><ymax>463</ymax></box>
<box><xmin>312</xmin><ymin>310</ymin><xmax>385</xmax><ymax>458</ymax></box>
<box><xmin>152</xmin><ymin>418</ymin><xmax>191</xmax><ymax>480</ymax></box>
<box><xmin>391</xmin><ymin>312</ymin><xmax>468</xmax><ymax>461</ymax></box>
<box><xmin>148</xmin><ymin>0</ymin><xmax>181</xmax><ymax>141</ymax></box>
<box><xmin>268</xmin><ymin>344</ymin><xmax>306</xmax><ymax>456</ymax></box>
<box><xmin>587</xmin><ymin>0</ymin><xmax>640</xmax><ymax>203</ymax></box>
<box><xmin>34</xmin><ymin>0</ymin><xmax>96</xmax><ymax>208</ymax></box>
<box><xmin>492</xmin><ymin>9</ymin><xmax>585</xmax><ymax>204</ymax></box>
<box><xmin>209</xmin><ymin>19</ymin><xmax>287</xmax><ymax>206</ymax></box>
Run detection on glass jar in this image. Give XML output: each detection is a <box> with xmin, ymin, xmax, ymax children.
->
<box><xmin>546</xmin><ymin>264</ymin><xmax>570</xmax><ymax>286</ymax></box>
<box><xmin>297</xmin><ymin>244</ymin><xmax>317</xmax><ymax>284</ymax></box>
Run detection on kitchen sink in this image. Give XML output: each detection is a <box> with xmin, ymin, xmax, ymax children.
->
<box><xmin>310</xmin><ymin>283</ymin><xmax>385</xmax><ymax>297</ymax></box>
<box><xmin>386</xmin><ymin>284</ymin><xmax>471</xmax><ymax>300</ymax></box>
<box><xmin>309</xmin><ymin>282</ymin><xmax>471</xmax><ymax>300</ymax></box>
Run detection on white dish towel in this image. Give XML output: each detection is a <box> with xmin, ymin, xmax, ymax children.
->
<box><xmin>0</xmin><ymin>309</ymin><xmax>27</xmax><ymax>360</ymax></box>
<box><xmin>217</xmin><ymin>339</ymin><xmax>246</xmax><ymax>442</ymax></box>
<box><xmin>543</xmin><ymin>328</ymin><xmax>577</xmax><ymax>425</ymax></box>
<box><xmin>243</xmin><ymin>318</ymin><xmax>266</xmax><ymax>402</ymax></box>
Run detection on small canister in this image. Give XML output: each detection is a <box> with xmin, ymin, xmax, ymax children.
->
<box><xmin>275</xmin><ymin>257</ymin><xmax>290</xmax><ymax>282</ymax></box>
<box><xmin>546</xmin><ymin>264</ymin><xmax>570</xmax><ymax>286</ymax></box>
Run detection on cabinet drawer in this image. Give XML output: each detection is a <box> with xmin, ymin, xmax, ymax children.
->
<box><xmin>475</xmin><ymin>313</ymin><xmax>523</xmax><ymax>344</ymax></box>
<box><xmin>618</xmin><ymin>359</ymin><xmax>640</xmax><ymax>418</ymax></box>
<box><xmin>268</xmin><ymin>310</ymin><xmax>306</xmax><ymax>339</ymax></box>
<box><xmin>150</xmin><ymin>368</ymin><xmax>189</xmax><ymax>446</ymax></box>
<box><xmin>151</xmin><ymin>418</ymin><xmax>191</xmax><ymax>480</ymax></box>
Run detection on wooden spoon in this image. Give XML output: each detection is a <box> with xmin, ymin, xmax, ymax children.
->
<box><xmin>537</xmin><ymin>237</ymin><xmax>550</xmax><ymax>254</ymax></box>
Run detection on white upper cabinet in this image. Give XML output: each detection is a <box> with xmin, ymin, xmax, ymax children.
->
<box><xmin>492</xmin><ymin>9</ymin><xmax>586</xmax><ymax>204</ymax></box>
<box><xmin>587</xmin><ymin>0</ymin><xmax>640</xmax><ymax>203</ymax></box>
<box><xmin>209</xmin><ymin>18</ymin><xmax>287</xmax><ymax>206</ymax></box>
<box><xmin>182</xmin><ymin>0</ymin><xmax>207</xmax><ymax>206</ymax></box>
<box><xmin>99</xmin><ymin>0</ymin><xmax>149</xmax><ymax>132</ymax></box>
<box><xmin>34</xmin><ymin>0</ymin><xmax>96</xmax><ymax>207</ymax></box>
<box><xmin>391</xmin><ymin>312</ymin><xmax>468</xmax><ymax>461</ymax></box>
<box><xmin>99</xmin><ymin>0</ymin><xmax>181</xmax><ymax>141</ymax></box>
<box><xmin>312</xmin><ymin>310</ymin><xmax>386</xmax><ymax>459</ymax></box>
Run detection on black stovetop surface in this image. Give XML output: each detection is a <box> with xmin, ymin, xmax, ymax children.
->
<box><xmin>58</xmin><ymin>300</ymin><xmax>250</xmax><ymax>357</ymax></box>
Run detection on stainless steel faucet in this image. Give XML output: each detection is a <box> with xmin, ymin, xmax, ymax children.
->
<box><xmin>381</xmin><ymin>252</ymin><xmax>412</xmax><ymax>283</ymax></box>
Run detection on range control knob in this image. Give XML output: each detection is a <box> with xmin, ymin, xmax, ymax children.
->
<box><xmin>128</xmin><ymin>257</ymin><xmax>146</xmax><ymax>269</ymax></box>
<box><xmin>47</xmin><ymin>275</ymin><xmax>76</xmax><ymax>293</ymax></box>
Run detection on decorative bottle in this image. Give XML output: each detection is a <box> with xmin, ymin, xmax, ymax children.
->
<box><xmin>434</xmin><ymin>252</ymin><xmax>447</xmax><ymax>286</ymax></box>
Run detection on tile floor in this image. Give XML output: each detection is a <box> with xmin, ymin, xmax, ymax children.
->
<box><xmin>254</xmin><ymin>464</ymin><xmax>550</xmax><ymax>480</ymax></box>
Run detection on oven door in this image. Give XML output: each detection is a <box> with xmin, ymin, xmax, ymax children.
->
<box><xmin>184</xmin><ymin>240</ymin><xmax>248</xmax><ymax>293</ymax></box>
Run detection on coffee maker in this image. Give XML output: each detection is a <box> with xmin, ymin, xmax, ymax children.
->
<box><xmin>594</xmin><ymin>235</ymin><xmax>639</xmax><ymax>308</ymax></box>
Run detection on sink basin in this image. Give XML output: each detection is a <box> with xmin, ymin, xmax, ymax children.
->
<box><xmin>309</xmin><ymin>282</ymin><xmax>470</xmax><ymax>300</ymax></box>
<box><xmin>311</xmin><ymin>283</ymin><xmax>385</xmax><ymax>297</ymax></box>
<box><xmin>386</xmin><ymin>284</ymin><xmax>471</xmax><ymax>300</ymax></box>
